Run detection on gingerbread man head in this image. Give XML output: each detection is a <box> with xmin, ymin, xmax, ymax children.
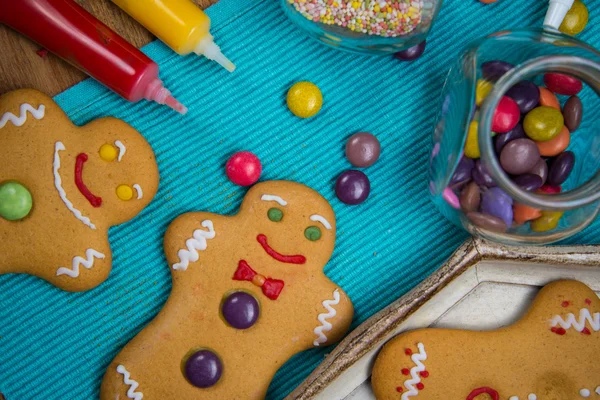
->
<box><xmin>0</xmin><ymin>89</ymin><xmax>159</xmax><ymax>291</ymax></box>
<box><xmin>101</xmin><ymin>180</ymin><xmax>354</xmax><ymax>399</ymax></box>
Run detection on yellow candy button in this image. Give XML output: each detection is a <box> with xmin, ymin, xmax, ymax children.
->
<box><xmin>531</xmin><ymin>210</ymin><xmax>564</xmax><ymax>232</ymax></box>
<box><xmin>116</xmin><ymin>184</ymin><xmax>134</xmax><ymax>201</ymax></box>
<box><xmin>559</xmin><ymin>0</ymin><xmax>588</xmax><ymax>36</ymax></box>
<box><xmin>464</xmin><ymin>121</ymin><xmax>480</xmax><ymax>159</ymax></box>
<box><xmin>287</xmin><ymin>81</ymin><xmax>323</xmax><ymax>119</ymax></box>
<box><xmin>100</xmin><ymin>144</ymin><xmax>118</xmax><ymax>162</ymax></box>
<box><xmin>475</xmin><ymin>79</ymin><xmax>493</xmax><ymax>106</ymax></box>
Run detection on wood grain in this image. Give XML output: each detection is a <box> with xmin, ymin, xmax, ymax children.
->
<box><xmin>0</xmin><ymin>0</ymin><xmax>216</xmax><ymax>96</ymax></box>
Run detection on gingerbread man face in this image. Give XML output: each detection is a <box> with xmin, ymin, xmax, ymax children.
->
<box><xmin>100</xmin><ymin>180</ymin><xmax>354</xmax><ymax>399</ymax></box>
<box><xmin>372</xmin><ymin>280</ymin><xmax>600</xmax><ymax>400</ymax></box>
<box><xmin>0</xmin><ymin>89</ymin><xmax>159</xmax><ymax>291</ymax></box>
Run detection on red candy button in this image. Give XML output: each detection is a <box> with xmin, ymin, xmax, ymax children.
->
<box><xmin>492</xmin><ymin>96</ymin><xmax>520</xmax><ymax>133</ymax></box>
<box><xmin>226</xmin><ymin>151</ymin><xmax>262</xmax><ymax>186</ymax></box>
<box><xmin>538</xmin><ymin>184</ymin><xmax>561</xmax><ymax>194</ymax></box>
<box><xmin>543</xmin><ymin>73</ymin><xmax>583</xmax><ymax>96</ymax></box>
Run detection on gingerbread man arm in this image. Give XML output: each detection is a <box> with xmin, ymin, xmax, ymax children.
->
<box><xmin>312</xmin><ymin>283</ymin><xmax>354</xmax><ymax>347</ymax></box>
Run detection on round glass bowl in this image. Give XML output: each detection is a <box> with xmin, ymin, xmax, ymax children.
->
<box><xmin>280</xmin><ymin>0</ymin><xmax>443</xmax><ymax>55</ymax></box>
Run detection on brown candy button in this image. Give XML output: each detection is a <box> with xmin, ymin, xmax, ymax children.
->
<box><xmin>345</xmin><ymin>132</ymin><xmax>381</xmax><ymax>168</ymax></box>
<box><xmin>467</xmin><ymin>211</ymin><xmax>508</xmax><ymax>233</ymax></box>
<box><xmin>562</xmin><ymin>95</ymin><xmax>582</xmax><ymax>132</ymax></box>
<box><xmin>460</xmin><ymin>182</ymin><xmax>481</xmax><ymax>212</ymax></box>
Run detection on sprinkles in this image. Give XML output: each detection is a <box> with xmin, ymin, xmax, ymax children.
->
<box><xmin>288</xmin><ymin>0</ymin><xmax>423</xmax><ymax>37</ymax></box>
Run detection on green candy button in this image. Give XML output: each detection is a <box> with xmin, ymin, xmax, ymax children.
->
<box><xmin>0</xmin><ymin>181</ymin><xmax>33</xmax><ymax>221</ymax></box>
<box><xmin>268</xmin><ymin>207</ymin><xmax>283</xmax><ymax>222</ymax></box>
<box><xmin>304</xmin><ymin>226</ymin><xmax>322</xmax><ymax>241</ymax></box>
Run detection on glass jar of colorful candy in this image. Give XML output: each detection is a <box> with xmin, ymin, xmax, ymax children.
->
<box><xmin>280</xmin><ymin>0</ymin><xmax>442</xmax><ymax>54</ymax></box>
<box><xmin>429</xmin><ymin>29</ymin><xmax>600</xmax><ymax>245</ymax></box>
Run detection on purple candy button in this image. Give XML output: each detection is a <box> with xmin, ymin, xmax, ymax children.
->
<box><xmin>184</xmin><ymin>349</ymin><xmax>223</xmax><ymax>388</ymax></box>
<box><xmin>335</xmin><ymin>170</ymin><xmax>370</xmax><ymax>205</ymax></box>
<box><xmin>222</xmin><ymin>291</ymin><xmax>259</xmax><ymax>330</ymax></box>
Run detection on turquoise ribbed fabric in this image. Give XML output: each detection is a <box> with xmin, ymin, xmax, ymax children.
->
<box><xmin>0</xmin><ymin>0</ymin><xmax>598</xmax><ymax>398</ymax></box>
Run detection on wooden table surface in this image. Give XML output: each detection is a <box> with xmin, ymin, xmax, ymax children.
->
<box><xmin>0</xmin><ymin>0</ymin><xmax>215</xmax><ymax>96</ymax></box>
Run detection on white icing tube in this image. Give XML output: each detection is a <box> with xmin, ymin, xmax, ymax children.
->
<box><xmin>313</xmin><ymin>289</ymin><xmax>341</xmax><ymax>346</ymax></box>
<box><xmin>56</xmin><ymin>249</ymin><xmax>105</xmax><ymax>277</ymax></box>
<box><xmin>172</xmin><ymin>220</ymin><xmax>216</xmax><ymax>271</ymax></box>
<box><xmin>544</xmin><ymin>0</ymin><xmax>575</xmax><ymax>29</ymax></box>
<box><xmin>0</xmin><ymin>103</ymin><xmax>45</xmax><ymax>128</ymax></box>
<box><xmin>116</xmin><ymin>365</ymin><xmax>143</xmax><ymax>400</ymax></box>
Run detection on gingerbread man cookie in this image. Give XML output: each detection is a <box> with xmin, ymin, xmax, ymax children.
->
<box><xmin>0</xmin><ymin>89</ymin><xmax>159</xmax><ymax>291</ymax></box>
<box><xmin>372</xmin><ymin>280</ymin><xmax>600</xmax><ymax>400</ymax></box>
<box><xmin>100</xmin><ymin>180</ymin><xmax>354</xmax><ymax>399</ymax></box>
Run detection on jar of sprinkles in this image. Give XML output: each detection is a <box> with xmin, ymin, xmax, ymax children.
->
<box><xmin>429</xmin><ymin>29</ymin><xmax>600</xmax><ymax>245</ymax></box>
<box><xmin>280</xmin><ymin>0</ymin><xmax>442</xmax><ymax>54</ymax></box>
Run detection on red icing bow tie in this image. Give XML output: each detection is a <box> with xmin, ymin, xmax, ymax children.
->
<box><xmin>233</xmin><ymin>260</ymin><xmax>284</xmax><ymax>300</ymax></box>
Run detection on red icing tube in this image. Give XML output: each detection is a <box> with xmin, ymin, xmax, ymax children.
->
<box><xmin>0</xmin><ymin>0</ymin><xmax>187</xmax><ymax>114</ymax></box>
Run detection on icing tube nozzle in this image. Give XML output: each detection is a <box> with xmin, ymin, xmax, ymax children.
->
<box><xmin>544</xmin><ymin>0</ymin><xmax>575</xmax><ymax>29</ymax></box>
<box><xmin>144</xmin><ymin>78</ymin><xmax>188</xmax><ymax>115</ymax></box>
<box><xmin>194</xmin><ymin>36</ymin><xmax>236</xmax><ymax>72</ymax></box>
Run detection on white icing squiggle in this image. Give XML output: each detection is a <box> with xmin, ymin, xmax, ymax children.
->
<box><xmin>53</xmin><ymin>142</ymin><xmax>96</xmax><ymax>229</ymax></box>
<box><xmin>261</xmin><ymin>194</ymin><xmax>287</xmax><ymax>206</ymax></box>
<box><xmin>0</xmin><ymin>103</ymin><xmax>45</xmax><ymax>128</ymax></box>
<box><xmin>310</xmin><ymin>214</ymin><xmax>332</xmax><ymax>230</ymax></box>
<box><xmin>551</xmin><ymin>308</ymin><xmax>600</xmax><ymax>332</ymax></box>
<box><xmin>401</xmin><ymin>342</ymin><xmax>427</xmax><ymax>400</ymax></box>
<box><xmin>313</xmin><ymin>289</ymin><xmax>340</xmax><ymax>346</ymax></box>
<box><xmin>133</xmin><ymin>184</ymin><xmax>143</xmax><ymax>199</ymax></box>
<box><xmin>115</xmin><ymin>140</ymin><xmax>126</xmax><ymax>161</ymax></box>
<box><xmin>172</xmin><ymin>220</ymin><xmax>216</xmax><ymax>271</ymax></box>
<box><xmin>116</xmin><ymin>364</ymin><xmax>143</xmax><ymax>400</ymax></box>
<box><xmin>56</xmin><ymin>249</ymin><xmax>105</xmax><ymax>277</ymax></box>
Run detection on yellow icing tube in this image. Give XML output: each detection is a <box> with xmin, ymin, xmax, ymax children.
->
<box><xmin>111</xmin><ymin>0</ymin><xmax>235</xmax><ymax>72</ymax></box>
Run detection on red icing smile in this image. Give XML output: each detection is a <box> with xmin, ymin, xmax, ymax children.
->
<box><xmin>75</xmin><ymin>153</ymin><xmax>102</xmax><ymax>207</ymax></box>
<box><xmin>256</xmin><ymin>234</ymin><xmax>306</xmax><ymax>264</ymax></box>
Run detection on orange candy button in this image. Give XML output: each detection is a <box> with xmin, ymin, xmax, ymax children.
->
<box><xmin>513</xmin><ymin>202</ymin><xmax>542</xmax><ymax>225</ymax></box>
<box><xmin>479</xmin><ymin>0</ymin><xmax>498</xmax><ymax>3</ymax></box>
<box><xmin>539</xmin><ymin>87</ymin><xmax>560</xmax><ymax>110</ymax></box>
<box><xmin>535</xmin><ymin>126</ymin><xmax>570</xmax><ymax>157</ymax></box>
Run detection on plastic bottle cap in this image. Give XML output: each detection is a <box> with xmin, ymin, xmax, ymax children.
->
<box><xmin>544</xmin><ymin>0</ymin><xmax>575</xmax><ymax>29</ymax></box>
<box><xmin>194</xmin><ymin>36</ymin><xmax>236</xmax><ymax>72</ymax></box>
<box><xmin>144</xmin><ymin>77</ymin><xmax>188</xmax><ymax>114</ymax></box>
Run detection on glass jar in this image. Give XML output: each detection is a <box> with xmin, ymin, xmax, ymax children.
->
<box><xmin>280</xmin><ymin>0</ymin><xmax>442</xmax><ymax>55</ymax></box>
<box><xmin>429</xmin><ymin>29</ymin><xmax>600</xmax><ymax>245</ymax></box>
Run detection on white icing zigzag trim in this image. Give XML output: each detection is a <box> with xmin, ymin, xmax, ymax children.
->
<box><xmin>56</xmin><ymin>249</ymin><xmax>105</xmax><ymax>277</ymax></box>
<box><xmin>310</xmin><ymin>214</ymin><xmax>332</xmax><ymax>230</ymax></box>
<box><xmin>0</xmin><ymin>103</ymin><xmax>45</xmax><ymax>128</ymax></box>
<box><xmin>115</xmin><ymin>140</ymin><xmax>126</xmax><ymax>161</ymax></box>
<box><xmin>313</xmin><ymin>289</ymin><xmax>341</xmax><ymax>346</ymax></box>
<box><xmin>133</xmin><ymin>184</ymin><xmax>143</xmax><ymax>199</ymax></box>
<box><xmin>116</xmin><ymin>364</ymin><xmax>143</xmax><ymax>400</ymax></box>
<box><xmin>172</xmin><ymin>220</ymin><xmax>216</xmax><ymax>271</ymax></box>
<box><xmin>401</xmin><ymin>342</ymin><xmax>427</xmax><ymax>400</ymax></box>
<box><xmin>53</xmin><ymin>142</ymin><xmax>96</xmax><ymax>230</ymax></box>
<box><xmin>261</xmin><ymin>194</ymin><xmax>287</xmax><ymax>206</ymax></box>
<box><xmin>551</xmin><ymin>308</ymin><xmax>600</xmax><ymax>332</ymax></box>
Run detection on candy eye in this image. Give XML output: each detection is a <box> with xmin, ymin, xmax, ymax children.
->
<box><xmin>268</xmin><ymin>207</ymin><xmax>283</xmax><ymax>222</ymax></box>
<box><xmin>304</xmin><ymin>226</ymin><xmax>322</xmax><ymax>241</ymax></box>
<box><xmin>116</xmin><ymin>184</ymin><xmax>133</xmax><ymax>201</ymax></box>
<box><xmin>99</xmin><ymin>144</ymin><xmax>118</xmax><ymax>162</ymax></box>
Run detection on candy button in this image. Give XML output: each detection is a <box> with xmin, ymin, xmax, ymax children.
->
<box><xmin>513</xmin><ymin>202</ymin><xmax>542</xmax><ymax>225</ymax></box>
<box><xmin>464</xmin><ymin>121</ymin><xmax>480</xmax><ymax>159</ymax></box>
<box><xmin>500</xmin><ymin>138</ymin><xmax>540</xmax><ymax>175</ymax></box>
<box><xmin>99</xmin><ymin>144</ymin><xmax>118</xmax><ymax>162</ymax></box>
<box><xmin>481</xmin><ymin>60</ymin><xmax>514</xmax><ymax>81</ymax></box>
<box><xmin>535</xmin><ymin>126</ymin><xmax>570</xmax><ymax>157</ymax></box>
<box><xmin>480</xmin><ymin>187</ymin><xmax>513</xmax><ymax>227</ymax></box>
<box><xmin>335</xmin><ymin>170</ymin><xmax>370</xmax><ymax>205</ymax></box>
<box><xmin>221</xmin><ymin>291</ymin><xmax>259</xmax><ymax>330</ymax></box>
<box><xmin>449</xmin><ymin>156</ymin><xmax>474</xmax><ymax>187</ymax></box>
<box><xmin>506</xmin><ymin>81</ymin><xmax>540</xmax><ymax>114</ymax></box>
<box><xmin>538</xmin><ymin>184</ymin><xmax>561</xmax><ymax>194</ymax></box>
<box><xmin>184</xmin><ymin>349</ymin><xmax>223</xmax><ymax>388</ymax></box>
<box><xmin>287</xmin><ymin>81</ymin><xmax>323</xmax><ymax>118</ymax></box>
<box><xmin>543</xmin><ymin>73</ymin><xmax>583</xmax><ymax>96</ymax></box>
<box><xmin>0</xmin><ymin>181</ymin><xmax>33</xmax><ymax>221</ymax></box>
<box><xmin>267</xmin><ymin>207</ymin><xmax>283</xmax><ymax>222</ymax></box>
<box><xmin>494</xmin><ymin>124</ymin><xmax>525</xmax><ymax>154</ymax></box>
<box><xmin>345</xmin><ymin>132</ymin><xmax>381</xmax><ymax>167</ymax></box>
<box><xmin>394</xmin><ymin>41</ymin><xmax>427</xmax><ymax>61</ymax></box>
<box><xmin>529</xmin><ymin>158</ymin><xmax>549</xmax><ymax>185</ymax></box>
<box><xmin>559</xmin><ymin>0</ymin><xmax>588</xmax><ymax>35</ymax></box>
<box><xmin>548</xmin><ymin>151</ymin><xmax>575</xmax><ymax>186</ymax></box>
<box><xmin>116</xmin><ymin>184</ymin><xmax>134</xmax><ymax>201</ymax></box>
<box><xmin>460</xmin><ymin>182</ymin><xmax>480</xmax><ymax>213</ymax></box>
<box><xmin>513</xmin><ymin>174</ymin><xmax>543</xmax><ymax>192</ymax></box>
<box><xmin>531</xmin><ymin>210</ymin><xmax>564</xmax><ymax>232</ymax></box>
<box><xmin>523</xmin><ymin>106</ymin><xmax>564</xmax><ymax>142</ymax></box>
<box><xmin>473</xmin><ymin>160</ymin><xmax>496</xmax><ymax>188</ymax></box>
<box><xmin>562</xmin><ymin>95</ymin><xmax>582</xmax><ymax>132</ymax></box>
<box><xmin>492</xmin><ymin>96</ymin><xmax>520</xmax><ymax>133</ymax></box>
<box><xmin>467</xmin><ymin>211</ymin><xmax>508</xmax><ymax>233</ymax></box>
<box><xmin>304</xmin><ymin>226</ymin><xmax>322</xmax><ymax>241</ymax></box>
<box><xmin>538</xmin><ymin>87</ymin><xmax>560</xmax><ymax>110</ymax></box>
<box><xmin>442</xmin><ymin>187</ymin><xmax>460</xmax><ymax>210</ymax></box>
<box><xmin>475</xmin><ymin>79</ymin><xmax>493</xmax><ymax>106</ymax></box>
<box><xmin>226</xmin><ymin>151</ymin><xmax>262</xmax><ymax>186</ymax></box>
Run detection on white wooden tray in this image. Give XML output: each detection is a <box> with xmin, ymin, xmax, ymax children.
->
<box><xmin>288</xmin><ymin>238</ymin><xmax>600</xmax><ymax>400</ymax></box>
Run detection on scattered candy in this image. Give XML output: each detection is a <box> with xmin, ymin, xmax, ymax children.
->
<box><xmin>499</xmin><ymin>138</ymin><xmax>540</xmax><ymax>175</ymax></box>
<box><xmin>184</xmin><ymin>349</ymin><xmax>223</xmax><ymax>388</ymax></box>
<box><xmin>562</xmin><ymin>95</ymin><xmax>583</xmax><ymax>132</ymax></box>
<box><xmin>548</xmin><ymin>151</ymin><xmax>575</xmax><ymax>185</ymax></box>
<box><xmin>480</xmin><ymin>187</ymin><xmax>513</xmax><ymax>227</ymax></box>
<box><xmin>531</xmin><ymin>210</ymin><xmax>564</xmax><ymax>232</ymax></box>
<box><xmin>290</xmin><ymin>0</ymin><xmax>424</xmax><ymax>38</ymax></box>
<box><xmin>538</xmin><ymin>87</ymin><xmax>560</xmax><ymax>110</ymax></box>
<box><xmin>0</xmin><ymin>181</ymin><xmax>33</xmax><ymax>221</ymax></box>
<box><xmin>535</xmin><ymin>126</ymin><xmax>570</xmax><ymax>157</ymax></box>
<box><xmin>476</xmin><ymin>79</ymin><xmax>494</xmax><ymax>106</ymax></box>
<box><xmin>529</xmin><ymin>158</ymin><xmax>549</xmax><ymax>185</ymax></box>
<box><xmin>464</xmin><ymin>121</ymin><xmax>480</xmax><ymax>159</ymax></box>
<box><xmin>226</xmin><ymin>151</ymin><xmax>262</xmax><ymax>186</ymax></box>
<box><xmin>346</xmin><ymin>132</ymin><xmax>381</xmax><ymax>167</ymax></box>
<box><xmin>335</xmin><ymin>170</ymin><xmax>370</xmax><ymax>205</ymax></box>
<box><xmin>523</xmin><ymin>106</ymin><xmax>564</xmax><ymax>142</ymax></box>
<box><xmin>513</xmin><ymin>202</ymin><xmax>542</xmax><ymax>225</ymax></box>
<box><xmin>492</xmin><ymin>96</ymin><xmax>520</xmax><ymax>133</ymax></box>
<box><xmin>287</xmin><ymin>81</ymin><xmax>323</xmax><ymax>119</ymax></box>
<box><xmin>494</xmin><ymin>124</ymin><xmax>525</xmax><ymax>154</ymax></box>
<box><xmin>473</xmin><ymin>160</ymin><xmax>496</xmax><ymax>187</ymax></box>
<box><xmin>481</xmin><ymin>60</ymin><xmax>514</xmax><ymax>81</ymax></box>
<box><xmin>450</xmin><ymin>156</ymin><xmax>475</xmax><ymax>187</ymax></box>
<box><xmin>467</xmin><ymin>211</ymin><xmax>508</xmax><ymax>233</ymax></box>
<box><xmin>460</xmin><ymin>182</ymin><xmax>480</xmax><ymax>212</ymax></box>
<box><xmin>559</xmin><ymin>0</ymin><xmax>589</xmax><ymax>35</ymax></box>
<box><xmin>394</xmin><ymin>41</ymin><xmax>426</xmax><ymax>61</ymax></box>
<box><xmin>543</xmin><ymin>73</ymin><xmax>583</xmax><ymax>96</ymax></box>
<box><xmin>513</xmin><ymin>174</ymin><xmax>543</xmax><ymax>192</ymax></box>
<box><xmin>506</xmin><ymin>81</ymin><xmax>540</xmax><ymax>114</ymax></box>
